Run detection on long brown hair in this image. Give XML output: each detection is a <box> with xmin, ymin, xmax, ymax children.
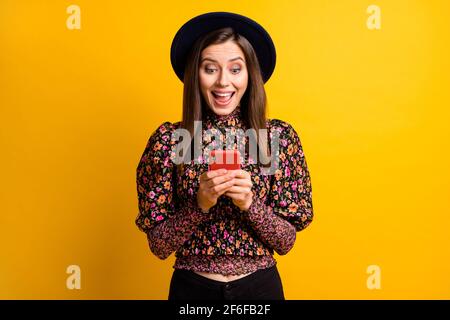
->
<box><xmin>180</xmin><ymin>27</ymin><xmax>270</xmax><ymax>167</ymax></box>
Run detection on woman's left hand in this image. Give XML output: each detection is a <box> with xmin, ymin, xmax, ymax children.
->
<box><xmin>224</xmin><ymin>169</ymin><xmax>253</xmax><ymax>211</ymax></box>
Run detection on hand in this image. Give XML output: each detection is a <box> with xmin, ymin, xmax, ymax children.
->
<box><xmin>197</xmin><ymin>169</ymin><xmax>235</xmax><ymax>212</ymax></box>
<box><xmin>224</xmin><ymin>169</ymin><xmax>253</xmax><ymax>211</ymax></box>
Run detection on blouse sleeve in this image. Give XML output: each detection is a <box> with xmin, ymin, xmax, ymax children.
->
<box><xmin>135</xmin><ymin>122</ymin><xmax>208</xmax><ymax>260</ymax></box>
<box><xmin>243</xmin><ymin>120</ymin><xmax>314</xmax><ymax>255</ymax></box>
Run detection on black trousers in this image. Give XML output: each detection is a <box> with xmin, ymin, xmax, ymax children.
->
<box><xmin>168</xmin><ymin>265</ymin><xmax>285</xmax><ymax>300</ymax></box>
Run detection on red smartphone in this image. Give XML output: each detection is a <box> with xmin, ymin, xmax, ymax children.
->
<box><xmin>208</xmin><ymin>150</ymin><xmax>241</xmax><ymax>171</ymax></box>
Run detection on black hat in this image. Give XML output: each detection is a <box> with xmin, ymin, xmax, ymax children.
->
<box><xmin>170</xmin><ymin>12</ymin><xmax>276</xmax><ymax>83</ymax></box>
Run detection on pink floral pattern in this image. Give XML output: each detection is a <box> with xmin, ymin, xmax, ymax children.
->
<box><xmin>136</xmin><ymin>106</ymin><xmax>313</xmax><ymax>269</ymax></box>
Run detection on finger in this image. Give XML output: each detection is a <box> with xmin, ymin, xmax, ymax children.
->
<box><xmin>216</xmin><ymin>185</ymin><xmax>234</xmax><ymax>197</ymax></box>
<box><xmin>226</xmin><ymin>186</ymin><xmax>252</xmax><ymax>194</ymax></box>
<box><xmin>201</xmin><ymin>169</ymin><xmax>228</xmax><ymax>181</ymax></box>
<box><xmin>224</xmin><ymin>191</ymin><xmax>237</xmax><ymax>198</ymax></box>
<box><xmin>210</xmin><ymin>179</ymin><xmax>235</xmax><ymax>195</ymax></box>
<box><xmin>207</xmin><ymin>173</ymin><xmax>234</xmax><ymax>188</ymax></box>
<box><xmin>229</xmin><ymin>169</ymin><xmax>250</xmax><ymax>179</ymax></box>
<box><xmin>224</xmin><ymin>191</ymin><xmax>246</xmax><ymax>202</ymax></box>
<box><xmin>228</xmin><ymin>178</ymin><xmax>252</xmax><ymax>187</ymax></box>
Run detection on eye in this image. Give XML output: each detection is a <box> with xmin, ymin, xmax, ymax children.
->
<box><xmin>230</xmin><ymin>64</ymin><xmax>243</xmax><ymax>74</ymax></box>
<box><xmin>206</xmin><ymin>68</ymin><xmax>218</xmax><ymax>74</ymax></box>
<box><xmin>203</xmin><ymin>65</ymin><xmax>217</xmax><ymax>74</ymax></box>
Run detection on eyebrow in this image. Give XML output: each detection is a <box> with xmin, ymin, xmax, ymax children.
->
<box><xmin>200</xmin><ymin>57</ymin><xmax>245</xmax><ymax>63</ymax></box>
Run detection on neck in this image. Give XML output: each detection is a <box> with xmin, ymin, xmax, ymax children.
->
<box><xmin>205</xmin><ymin>105</ymin><xmax>241</xmax><ymax>119</ymax></box>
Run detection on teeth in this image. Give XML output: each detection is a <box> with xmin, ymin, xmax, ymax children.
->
<box><xmin>214</xmin><ymin>92</ymin><xmax>233</xmax><ymax>97</ymax></box>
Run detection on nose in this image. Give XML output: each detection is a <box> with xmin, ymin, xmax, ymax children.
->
<box><xmin>217</xmin><ymin>70</ymin><xmax>230</xmax><ymax>87</ymax></box>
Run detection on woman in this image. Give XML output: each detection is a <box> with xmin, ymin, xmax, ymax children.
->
<box><xmin>135</xmin><ymin>12</ymin><xmax>313</xmax><ymax>300</ymax></box>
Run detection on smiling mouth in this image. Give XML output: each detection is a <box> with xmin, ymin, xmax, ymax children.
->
<box><xmin>211</xmin><ymin>91</ymin><xmax>235</xmax><ymax>104</ymax></box>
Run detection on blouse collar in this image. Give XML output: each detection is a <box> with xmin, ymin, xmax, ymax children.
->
<box><xmin>204</xmin><ymin>105</ymin><xmax>244</xmax><ymax>128</ymax></box>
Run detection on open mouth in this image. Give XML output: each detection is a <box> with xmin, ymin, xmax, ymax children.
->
<box><xmin>211</xmin><ymin>91</ymin><xmax>235</xmax><ymax>105</ymax></box>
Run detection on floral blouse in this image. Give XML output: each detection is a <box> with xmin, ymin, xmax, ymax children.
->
<box><xmin>135</xmin><ymin>106</ymin><xmax>313</xmax><ymax>275</ymax></box>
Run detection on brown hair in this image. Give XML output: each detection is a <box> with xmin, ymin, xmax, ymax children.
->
<box><xmin>179</xmin><ymin>27</ymin><xmax>270</xmax><ymax>167</ymax></box>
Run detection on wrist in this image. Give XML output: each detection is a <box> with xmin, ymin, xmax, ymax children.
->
<box><xmin>200</xmin><ymin>206</ymin><xmax>210</xmax><ymax>213</ymax></box>
<box><xmin>242</xmin><ymin>195</ymin><xmax>264</xmax><ymax>216</ymax></box>
<box><xmin>239</xmin><ymin>196</ymin><xmax>254</xmax><ymax>212</ymax></box>
<box><xmin>197</xmin><ymin>201</ymin><xmax>210</xmax><ymax>213</ymax></box>
<box><xmin>240</xmin><ymin>203</ymin><xmax>251</xmax><ymax>212</ymax></box>
<box><xmin>193</xmin><ymin>200</ymin><xmax>211</xmax><ymax>215</ymax></box>
<box><xmin>196</xmin><ymin>197</ymin><xmax>212</xmax><ymax>213</ymax></box>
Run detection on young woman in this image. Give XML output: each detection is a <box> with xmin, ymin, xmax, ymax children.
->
<box><xmin>135</xmin><ymin>12</ymin><xmax>314</xmax><ymax>300</ymax></box>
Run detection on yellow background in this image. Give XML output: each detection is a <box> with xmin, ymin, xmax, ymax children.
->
<box><xmin>1</xmin><ymin>0</ymin><xmax>449</xmax><ymax>299</ymax></box>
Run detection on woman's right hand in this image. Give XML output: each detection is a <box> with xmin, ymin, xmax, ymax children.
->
<box><xmin>197</xmin><ymin>169</ymin><xmax>235</xmax><ymax>212</ymax></box>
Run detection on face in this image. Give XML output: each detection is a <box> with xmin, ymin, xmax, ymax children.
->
<box><xmin>199</xmin><ymin>40</ymin><xmax>248</xmax><ymax>116</ymax></box>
